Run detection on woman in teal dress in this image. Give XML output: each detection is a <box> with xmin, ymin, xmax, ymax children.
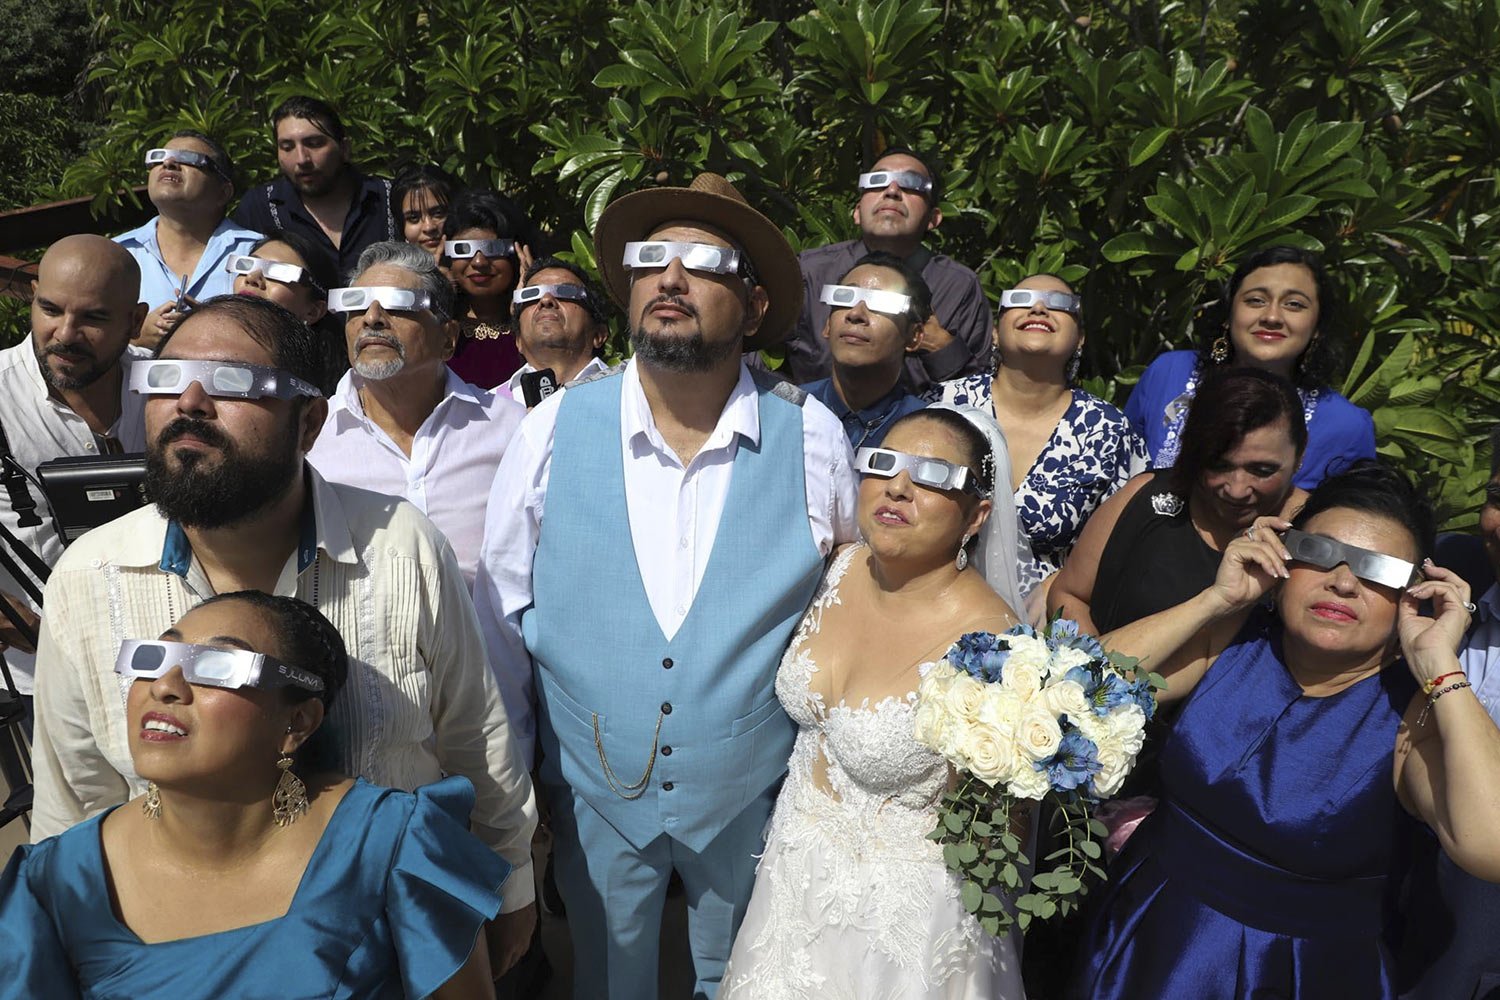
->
<box><xmin>1067</xmin><ymin>463</ymin><xmax>1500</xmax><ymax>998</ymax></box>
<box><xmin>0</xmin><ymin>591</ymin><xmax>507</xmax><ymax>999</ymax></box>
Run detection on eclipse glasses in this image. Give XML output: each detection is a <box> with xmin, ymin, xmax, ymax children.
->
<box><xmin>224</xmin><ymin>254</ymin><xmax>320</xmax><ymax>291</ymax></box>
<box><xmin>1281</xmin><ymin>528</ymin><xmax>1418</xmax><ymax>589</ymax></box>
<box><xmin>1000</xmin><ymin>289</ymin><xmax>1082</xmax><ymax>316</ymax></box>
<box><xmin>820</xmin><ymin>284</ymin><xmax>913</xmax><ymax>318</ymax></box>
<box><xmin>858</xmin><ymin>170</ymin><xmax>933</xmax><ymax>196</ymax></box>
<box><xmin>145</xmin><ymin>148</ymin><xmax>228</xmax><ymax>179</ymax></box>
<box><xmin>327</xmin><ymin>287</ymin><xmax>432</xmax><ymax>314</ymax></box>
<box><xmin>855</xmin><ymin>447</ymin><xmax>986</xmax><ymax>497</ymax></box>
<box><xmin>130</xmin><ymin>359</ymin><xmax>322</xmax><ymax>400</ymax></box>
<box><xmin>116</xmin><ymin>639</ymin><xmax>325</xmax><ymax>693</ymax></box>
<box><xmin>444</xmin><ymin>239</ymin><xmax>515</xmax><ymax>260</ymax></box>
<box><xmin>622</xmin><ymin>241</ymin><xmax>743</xmax><ymax>276</ymax></box>
<box><xmin>513</xmin><ymin>283</ymin><xmax>590</xmax><ymax>308</ymax></box>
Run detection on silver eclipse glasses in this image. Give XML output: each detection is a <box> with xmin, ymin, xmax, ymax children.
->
<box><xmin>129</xmin><ymin>359</ymin><xmax>322</xmax><ymax>400</ymax></box>
<box><xmin>1281</xmin><ymin>528</ymin><xmax>1418</xmax><ymax>589</ymax></box>
<box><xmin>622</xmin><ymin>241</ymin><xmax>742</xmax><ymax>275</ymax></box>
<box><xmin>1000</xmin><ymin>289</ymin><xmax>1082</xmax><ymax>316</ymax></box>
<box><xmin>444</xmin><ymin>238</ymin><xmax>516</xmax><ymax>259</ymax></box>
<box><xmin>513</xmin><ymin>283</ymin><xmax>590</xmax><ymax>308</ymax></box>
<box><xmin>820</xmin><ymin>284</ymin><xmax>914</xmax><ymax>317</ymax></box>
<box><xmin>855</xmin><ymin>447</ymin><xmax>985</xmax><ymax>497</ymax></box>
<box><xmin>145</xmin><ymin>148</ymin><xmax>227</xmax><ymax>178</ymax></box>
<box><xmin>327</xmin><ymin>287</ymin><xmax>432</xmax><ymax>314</ymax></box>
<box><xmin>858</xmin><ymin>170</ymin><xmax>933</xmax><ymax>196</ymax></box>
<box><xmin>224</xmin><ymin>254</ymin><xmax>319</xmax><ymax>290</ymax></box>
<box><xmin>116</xmin><ymin>639</ymin><xmax>325</xmax><ymax>693</ymax></box>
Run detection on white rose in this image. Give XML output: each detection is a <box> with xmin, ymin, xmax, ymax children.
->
<box><xmin>1002</xmin><ymin>658</ymin><xmax>1045</xmax><ymax>700</ymax></box>
<box><xmin>1092</xmin><ymin>746</ymin><xmax>1130</xmax><ymax>798</ymax></box>
<box><xmin>912</xmin><ymin>698</ymin><xmax>950</xmax><ymax>755</ymax></box>
<box><xmin>1003</xmin><ymin>635</ymin><xmax>1051</xmax><ymax>676</ymax></box>
<box><xmin>1006</xmin><ymin>752</ymin><xmax>1051</xmax><ymax>800</ymax></box>
<box><xmin>1019</xmin><ymin>705</ymin><xmax>1064</xmax><ymax>761</ymax></box>
<box><xmin>1039</xmin><ymin>679</ymin><xmax>1091</xmax><ymax>721</ymax></box>
<box><xmin>1052</xmin><ymin>645</ymin><xmax>1093</xmax><ymax>673</ymax></box>
<box><xmin>961</xmin><ymin>723</ymin><xmax>1012</xmax><ymax>785</ymax></box>
<box><xmin>1070</xmin><ymin>708</ymin><xmax>1108</xmax><ymax>746</ymax></box>
<box><xmin>944</xmin><ymin>672</ymin><xmax>990</xmax><ymax>725</ymax></box>
<box><xmin>976</xmin><ymin>686</ymin><xmax>1025</xmax><ymax>740</ymax></box>
<box><xmin>1105</xmin><ymin>704</ymin><xmax>1148</xmax><ymax>759</ymax></box>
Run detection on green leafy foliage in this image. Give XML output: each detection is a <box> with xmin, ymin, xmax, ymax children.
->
<box><xmin>43</xmin><ymin>0</ymin><xmax>1500</xmax><ymax>523</ymax></box>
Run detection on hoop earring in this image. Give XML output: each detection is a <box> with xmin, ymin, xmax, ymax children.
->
<box><xmin>956</xmin><ymin>533</ymin><xmax>973</xmax><ymax>572</ymax></box>
<box><xmin>1210</xmin><ymin>336</ymin><xmax>1231</xmax><ymax>365</ymax></box>
<box><xmin>273</xmin><ymin>752</ymin><xmax>309</xmax><ymax>827</ymax></box>
<box><xmin>142</xmin><ymin>781</ymin><xmax>161</xmax><ymax>820</ymax></box>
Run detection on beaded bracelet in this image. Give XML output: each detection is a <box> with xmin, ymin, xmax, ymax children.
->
<box><xmin>1417</xmin><ymin>680</ymin><xmax>1472</xmax><ymax>728</ymax></box>
<box><xmin>1422</xmin><ymin>670</ymin><xmax>1467</xmax><ymax>696</ymax></box>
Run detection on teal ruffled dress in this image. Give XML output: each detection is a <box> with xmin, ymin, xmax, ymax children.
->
<box><xmin>0</xmin><ymin>777</ymin><xmax>508</xmax><ymax>999</ymax></box>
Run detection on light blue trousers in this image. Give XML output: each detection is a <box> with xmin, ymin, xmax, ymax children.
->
<box><xmin>545</xmin><ymin>781</ymin><xmax>775</xmax><ymax>1000</ymax></box>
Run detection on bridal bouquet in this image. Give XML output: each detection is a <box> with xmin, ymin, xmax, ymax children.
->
<box><xmin>914</xmin><ymin>618</ymin><xmax>1161</xmax><ymax>937</ymax></box>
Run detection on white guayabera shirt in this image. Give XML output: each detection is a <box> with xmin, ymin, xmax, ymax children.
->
<box><xmin>28</xmin><ymin>467</ymin><xmax>538</xmax><ymax>910</ymax></box>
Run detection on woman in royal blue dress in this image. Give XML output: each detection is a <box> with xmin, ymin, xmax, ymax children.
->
<box><xmin>0</xmin><ymin>591</ymin><xmax>507</xmax><ymax>999</ymax></box>
<box><xmin>1126</xmin><ymin>245</ymin><xmax>1375</xmax><ymax>490</ymax></box>
<box><xmin>1068</xmin><ymin>463</ymin><xmax>1500</xmax><ymax>999</ymax></box>
<box><xmin>927</xmin><ymin>272</ymin><xmax>1147</xmax><ymax>605</ymax></box>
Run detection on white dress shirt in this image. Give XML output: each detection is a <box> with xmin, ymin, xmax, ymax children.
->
<box><xmin>29</xmin><ymin>467</ymin><xmax>538</xmax><ymax>909</ymax></box>
<box><xmin>474</xmin><ymin>359</ymin><xmax>857</xmax><ymax>765</ymax></box>
<box><xmin>306</xmin><ymin>368</ymin><xmax>525</xmax><ymax>587</ymax></box>
<box><xmin>0</xmin><ymin>336</ymin><xmax>148</xmax><ymax>693</ymax></box>
<box><xmin>502</xmin><ymin>356</ymin><xmax>610</xmax><ymax>400</ymax></box>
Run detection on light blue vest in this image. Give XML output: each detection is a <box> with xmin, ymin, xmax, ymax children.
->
<box><xmin>526</xmin><ymin>370</ymin><xmax>823</xmax><ymax>852</ymax></box>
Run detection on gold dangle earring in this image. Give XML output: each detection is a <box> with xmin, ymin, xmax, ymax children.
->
<box><xmin>1210</xmin><ymin>327</ymin><xmax>1231</xmax><ymax>365</ymax></box>
<box><xmin>142</xmin><ymin>782</ymin><xmax>162</xmax><ymax>819</ymax></box>
<box><xmin>272</xmin><ymin>727</ymin><xmax>309</xmax><ymax>827</ymax></box>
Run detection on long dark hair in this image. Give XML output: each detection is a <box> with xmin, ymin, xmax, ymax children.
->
<box><xmin>1196</xmin><ymin>245</ymin><xmax>1343</xmax><ymax>390</ymax></box>
<box><xmin>1170</xmin><ymin>367</ymin><xmax>1307</xmax><ymax>496</ymax></box>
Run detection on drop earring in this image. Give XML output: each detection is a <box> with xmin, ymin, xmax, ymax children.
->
<box><xmin>956</xmin><ymin>533</ymin><xmax>973</xmax><ymax>571</ymax></box>
<box><xmin>142</xmin><ymin>782</ymin><xmax>161</xmax><ymax>819</ymax></box>
<box><xmin>1067</xmin><ymin>344</ymin><xmax>1083</xmax><ymax>383</ymax></box>
<box><xmin>1210</xmin><ymin>334</ymin><xmax>1231</xmax><ymax>365</ymax></box>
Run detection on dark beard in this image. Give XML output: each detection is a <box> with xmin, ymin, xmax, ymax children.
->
<box><xmin>629</xmin><ymin>313</ymin><xmax>740</xmax><ymax>373</ymax></box>
<box><xmin>35</xmin><ymin>344</ymin><xmax>108</xmax><ymax>392</ymax></box>
<box><xmin>145</xmin><ymin>418</ymin><xmax>302</xmax><ymax>530</ymax></box>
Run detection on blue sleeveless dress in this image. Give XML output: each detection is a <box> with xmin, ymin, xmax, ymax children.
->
<box><xmin>0</xmin><ymin>777</ymin><xmax>507</xmax><ymax>999</ymax></box>
<box><xmin>1068</xmin><ymin>615</ymin><xmax>1419</xmax><ymax>999</ymax></box>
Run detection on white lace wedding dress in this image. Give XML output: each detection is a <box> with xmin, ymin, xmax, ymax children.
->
<box><xmin>721</xmin><ymin>546</ymin><xmax>1024</xmax><ymax>1000</ymax></box>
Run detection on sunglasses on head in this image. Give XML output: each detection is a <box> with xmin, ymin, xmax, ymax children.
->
<box><xmin>117</xmin><ymin>639</ymin><xmax>324</xmax><ymax>693</ymax></box>
<box><xmin>513</xmin><ymin>283</ymin><xmax>590</xmax><ymax>308</ymax></box>
<box><xmin>857</xmin><ymin>170</ymin><xmax>933</xmax><ymax>196</ymax></box>
<box><xmin>224</xmin><ymin>254</ymin><xmax>320</xmax><ymax>292</ymax></box>
<box><xmin>999</xmin><ymin>288</ymin><xmax>1082</xmax><ymax>316</ymax></box>
<box><xmin>130</xmin><ymin>359</ymin><xmax>322</xmax><ymax>400</ymax></box>
<box><xmin>145</xmin><ymin>148</ymin><xmax>228</xmax><ymax>180</ymax></box>
<box><xmin>327</xmin><ymin>286</ymin><xmax>432</xmax><ymax>314</ymax></box>
<box><xmin>820</xmin><ymin>284</ymin><xmax>913</xmax><ymax>318</ymax></box>
<box><xmin>1281</xmin><ymin>529</ymin><xmax>1418</xmax><ymax>589</ymax></box>
<box><xmin>444</xmin><ymin>239</ymin><xmax>515</xmax><ymax>260</ymax></box>
<box><xmin>855</xmin><ymin>447</ymin><xmax>986</xmax><ymax>497</ymax></box>
<box><xmin>622</xmin><ymin>241</ymin><xmax>743</xmax><ymax>276</ymax></box>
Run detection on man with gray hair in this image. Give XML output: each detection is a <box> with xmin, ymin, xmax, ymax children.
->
<box><xmin>307</xmin><ymin>241</ymin><xmax>524</xmax><ymax>587</ymax></box>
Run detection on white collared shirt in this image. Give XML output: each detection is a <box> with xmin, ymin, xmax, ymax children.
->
<box><xmin>113</xmin><ymin>217</ymin><xmax>264</xmax><ymax>309</ymax></box>
<box><xmin>306</xmin><ymin>368</ymin><xmax>525</xmax><ymax>587</ymax></box>
<box><xmin>502</xmin><ymin>356</ymin><xmax>610</xmax><ymax>400</ymax></box>
<box><xmin>474</xmin><ymin>359</ymin><xmax>857</xmax><ymax>765</ymax></box>
<box><xmin>29</xmin><ymin>468</ymin><xmax>538</xmax><ymax>909</ymax></box>
<box><xmin>0</xmin><ymin>336</ymin><xmax>148</xmax><ymax>692</ymax></box>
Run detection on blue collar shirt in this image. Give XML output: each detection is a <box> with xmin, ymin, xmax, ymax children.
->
<box><xmin>804</xmin><ymin>376</ymin><xmax>927</xmax><ymax>450</ymax></box>
<box><xmin>113</xmin><ymin>217</ymin><xmax>264</xmax><ymax>310</ymax></box>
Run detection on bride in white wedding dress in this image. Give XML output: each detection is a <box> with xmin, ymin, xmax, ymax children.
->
<box><xmin>722</xmin><ymin>405</ymin><xmax>1031</xmax><ymax>1000</ymax></box>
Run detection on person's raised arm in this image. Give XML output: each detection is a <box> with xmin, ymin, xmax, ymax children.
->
<box><xmin>1047</xmin><ymin>472</ymin><xmax>1151</xmax><ymax>636</ymax></box>
<box><xmin>1395</xmin><ymin>564</ymin><xmax>1500</xmax><ymax>881</ymax></box>
<box><xmin>1100</xmin><ymin>515</ymin><xmax>1292</xmax><ymax>703</ymax></box>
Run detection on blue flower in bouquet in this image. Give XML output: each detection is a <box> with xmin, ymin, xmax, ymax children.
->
<box><xmin>1065</xmin><ymin>665</ymin><xmax>1134</xmax><ymax>716</ymax></box>
<box><xmin>1043</xmin><ymin>731</ymin><xmax>1102</xmax><ymax>791</ymax></box>
<box><xmin>1045</xmin><ymin>617</ymin><xmax>1107</xmax><ymax>662</ymax></box>
<box><xmin>1124</xmin><ymin>674</ymin><xmax>1158</xmax><ymax>721</ymax></box>
<box><xmin>948</xmin><ymin>631</ymin><xmax>1010</xmax><ymax>683</ymax></box>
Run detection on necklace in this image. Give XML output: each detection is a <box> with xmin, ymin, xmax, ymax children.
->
<box><xmin>1158</xmin><ymin>359</ymin><xmax>1322</xmax><ymax>468</ymax></box>
<box><xmin>466</xmin><ymin>321</ymin><xmax>509</xmax><ymax>341</ymax></box>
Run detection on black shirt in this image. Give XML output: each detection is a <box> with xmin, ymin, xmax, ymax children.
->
<box><xmin>232</xmin><ymin>169</ymin><xmax>396</xmax><ymax>279</ymax></box>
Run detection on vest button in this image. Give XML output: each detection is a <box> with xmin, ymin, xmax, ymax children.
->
<box><xmin>662</xmin><ymin>781</ymin><xmax>675</xmax><ymax>791</ymax></box>
<box><xmin>662</xmin><ymin>657</ymin><xmax>673</xmax><ymax>669</ymax></box>
<box><xmin>661</xmin><ymin>745</ymin><xmax>672</xmax><ymax>756</ymax></box>
<box><xmin>661</xmin><ymin>702</ymin><xmax>672</xmax><ymax>714</ymax></box>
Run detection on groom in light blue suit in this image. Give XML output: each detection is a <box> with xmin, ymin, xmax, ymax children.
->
<box><xmin>474</xmin><ymin>173</ymin><xmax>856</xmax><ymax>999</ymax></box>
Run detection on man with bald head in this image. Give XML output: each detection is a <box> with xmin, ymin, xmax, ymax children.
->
<box><xmin>0</xmin><ymin>234</ymin><xmax>148</xmax><ymax>716</ymax></box>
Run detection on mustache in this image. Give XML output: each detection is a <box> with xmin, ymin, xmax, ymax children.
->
<box><xmin>642</xmin><ymin>294</ymin><xmax>698</xmax><ymax>319</ymax></box>
<box><xmin>44</xmin><ymin>343</ymin><xmax>95</xmax><ymax>360</ymax></box>
<box><xmin>355</xmin><ymin>333</ymin><xmax>405</xmax><ymax>354</ymax></box>
<box><xmin>156</xmin><ymin>417</ymin><xmax>231</xmax><ymax>451</ymax></box>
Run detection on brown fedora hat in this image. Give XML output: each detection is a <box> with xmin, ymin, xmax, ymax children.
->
<box><xmin>593</xmin><ymin>173</ymin><xmax>803</xmax><ymax>352</ymax></box>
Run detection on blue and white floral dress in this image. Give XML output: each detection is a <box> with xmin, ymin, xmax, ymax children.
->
<box><xmin>925</xmin><ymin>374</ymin><xmax>1148</xmax><ymax>591</ymax></box>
